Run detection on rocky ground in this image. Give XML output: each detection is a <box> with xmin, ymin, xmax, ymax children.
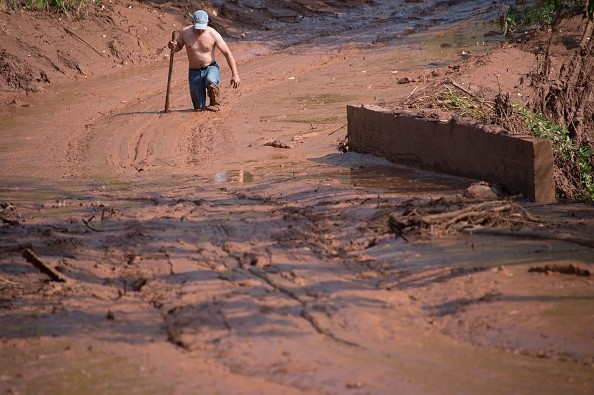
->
<box><xmin>1</xmin><ymin>1</ymin><xmax>593</xmax><ymax>394</ymax></box>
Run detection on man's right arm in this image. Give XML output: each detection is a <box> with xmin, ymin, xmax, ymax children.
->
<box><xmin>168</xmin><ymin>31</ymin><xmax>184</xmax><ymax>52</ymax></box>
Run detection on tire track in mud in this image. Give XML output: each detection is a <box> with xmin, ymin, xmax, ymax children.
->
<box><xmin>57</xmin><ymin>5</ymin><xmax>417</xmax><ymax>181</ymax></box>
<box><xmin>63</xmin><ymin>79</ymin><xmax>241</xmax><ymax>178</ymax></box>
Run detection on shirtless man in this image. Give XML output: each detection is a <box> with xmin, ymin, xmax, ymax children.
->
<box><xmin>168</xmin><ymin>10</ymin><xmax>240</xmax><ymax>111</ymax></box>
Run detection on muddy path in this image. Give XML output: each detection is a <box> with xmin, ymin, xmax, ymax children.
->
<box><xmin>1</xmin><ymin>1</ymin><xmax>594</xmax><ymax>394</ymax></box>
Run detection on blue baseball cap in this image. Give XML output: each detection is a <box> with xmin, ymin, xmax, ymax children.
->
<box><xmin>193</xmin><ymin>10</ymin><xmax>208</xmax><ymax>30</ymax></box>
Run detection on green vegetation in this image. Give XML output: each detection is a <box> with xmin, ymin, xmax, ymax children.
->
<box><xmin>1</xmin><ymin>0</ymin><xmax>89</xmax><ymax>14</ymax></box>
<box><xmin>497</xmin><ymin>1</ymin><xmax>594</xmax><ymax>200</ymax></box>
<box><xmin>514</xmin><ymin>105</ymin><xmax>594</xmax><ymax>200</ymax></box>
<box><xmin>441</xmin><ymin>87</ymin><xmax>488</xmax><ymax>120</ymax></box>
<box><xmin>503</xmin><ymin>0</ymin><xmax>594</xmax><ymax>35</ymax></box>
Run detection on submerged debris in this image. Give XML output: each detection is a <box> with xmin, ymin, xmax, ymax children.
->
<box><xmin>0</xmin><ymin>202</ymin><xmax>21</xmax><ymax>226</ymax></box>
<box><xmin>22</xmin><ymin>248</ymin><xmax>68</xmax><ymax>282</ymax></box>
<box><xmin>528</xmin><ymin>264</ymin><xmax>591</xmax><ymax>277</ymax></box>
<box><xmin>388</xmin><ymin>199</ymin><xmax>538</xmax><ymax>237</ymax></box>
<box><xmin>263</xmin><ymin>139</ymin><xmax>293</xmax><ymax>149</ymax></box>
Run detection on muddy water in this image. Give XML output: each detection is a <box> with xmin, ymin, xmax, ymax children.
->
<box><xmin>252</xmin><ymin>0</ymin><xmax>499</xmax><ymax>49</ymax></box>
<box><xmin>2</xmin><ymin>2</ymin><xmax>594</xmax><ymax>395</ymax></box>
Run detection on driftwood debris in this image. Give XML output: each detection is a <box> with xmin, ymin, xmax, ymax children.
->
<box><xmin>0</xmin><ymin>216</ymin><xmax>20</xmax><ymax>226</ymax></box>
<box><xmin>528</xmin><ymin>264</ymin><xmax>590</xmax><ymax>277</ymax></box>
<box><xmin>22</xmin><ymin>248</ymin><xmax>68</xmax><ymax>282</ymax></box>
<box><xmin>389</xmin><ymin>201</ymin><xmax>536</xmax><ymax>236</ymax></box>
<box><xmin>388</xmin><ymin>199</ymin><xmax>594</xmax><ymax>250</ymax></box>
<box><xmin>1</xmin><ymin>203</ymin><xmax>21</xmax><ymax>226</ymax></box>
<box><xmin>263</xmin><ymin>139</ymin><xmax>293</xmax><ymax>149</ymax></box>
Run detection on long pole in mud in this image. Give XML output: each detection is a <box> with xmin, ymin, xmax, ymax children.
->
<box><xmin>164</xmin><ymin>31</ymin><xmax>176</xmax><ymax>113</ymax></box>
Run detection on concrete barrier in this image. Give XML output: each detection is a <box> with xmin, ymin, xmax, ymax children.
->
<box><xmin>347</xmin><ymin>105</ymin><xmax>555</xmax><ymax>202</ymax></box>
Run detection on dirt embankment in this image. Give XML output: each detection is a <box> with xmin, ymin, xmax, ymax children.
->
<box><xmin>0</xmin><ymin>0</ymin><xmax>377</xmax><ymax>98</ymax></box>
<box><xmin>1</xmin><ymin>1</ymin><xmax>176</xmax><ymax>94</ymax></box>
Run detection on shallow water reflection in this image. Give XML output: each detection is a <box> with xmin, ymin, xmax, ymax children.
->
<box><xmin>348</xmin><ymin>165</ymin><xmax>474</xmax><ymax>194</ymax></box>
<box><xmin>213</xmin><ymin>169</ymin><xmax>255</xmax><ymax>184</ymax></box>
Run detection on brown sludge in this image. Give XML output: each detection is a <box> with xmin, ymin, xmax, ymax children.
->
<box><xmin>0</xmin><ymin>1</ymin><xmax>593</xmax><ymax>394</ymax></box>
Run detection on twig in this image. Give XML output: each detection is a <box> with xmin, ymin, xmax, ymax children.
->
<box><xmin>0</xmin><ymin>275</ymin><xmax>17</xmax><ymax>285</ymax></box>
<box><xmin>405</xmin><ymin>85</ymin><xmax>420</xmax><ymax>101</ymax></box>
<box><xmin>22</xmin><ymin>248</ymin><xmax>68</xmax><ymax>282</ymax></box>
<box><xmin>82</xmin><ymin>218</ymin><xmax>104</xmax><ymax>232</ymax></box>
<box><xmin>450</xmin><ymin>80</ymin><xmax>475</xmax><ymax>97</ymax></box>
<box><xmin>422</xmin><ymin>201</ymin><xmax>505</xmax><ymax>224</ymax></box>
<box><xmin>328</xmin><ymin>123</ymin><xmax>347</xmax><ymax>136</ymax></box>
<box><xmin>64</xmin><ymin>27</ymin><xmax>104</xmax><ymax>57</ymax></box>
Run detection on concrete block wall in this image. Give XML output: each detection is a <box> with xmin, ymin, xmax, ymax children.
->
<box><xmin>347</xmin><ymin>105</ymin><xmax>556</xmax><ymax>202</ymax></box>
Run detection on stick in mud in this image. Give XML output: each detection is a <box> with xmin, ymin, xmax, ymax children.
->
<box><xmin>164</xmin><ymin>31</ymin><xmax>176</xmax><ymax>113</ymax></box>
<box><xmin>64</xmin><ymin>27</ymin><xmax>104</xmax><ymax>57</ymax></box>
<box><xmin>22</xmin><ymin>248</ymin><xmax>68</xmax><ymax>282</ymax></box>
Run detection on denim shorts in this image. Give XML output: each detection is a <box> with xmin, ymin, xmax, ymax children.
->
<box><xmin>188</xmin><ymin>62</ymin><xmax>220</xmax><ymax>110</ymax></box>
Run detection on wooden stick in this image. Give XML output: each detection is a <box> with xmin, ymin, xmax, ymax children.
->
<box><xmin>450</xmin><ymin>80</ymin><xmax>474</xmax><ymax>97</ymax></box>
<box><xmin>328</xmin><ymin>124</ymin><xmax>347</xmax><ymax>135</ymax></box>
<box><xmin>64</xmin><ymin>27</ymin><xmax>104</xmax><ymax>57</ymax></box>
<box><xmin>164</xmin><ymin>31</ymin><xmax>176</xmax><ymax>113</ymax></box>
<box><xmin>22</xmin><ymin>248</ymin><xmax>68</xmax><ymax>282</ymax></box>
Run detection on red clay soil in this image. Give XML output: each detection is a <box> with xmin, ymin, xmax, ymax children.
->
<box><xmin>1</xmin><ymin>1</ymin><xmax>593</xmax><ymax>394</ymax></box>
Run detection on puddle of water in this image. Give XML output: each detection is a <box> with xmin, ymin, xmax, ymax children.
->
<box><xmin>348</xmin><ymin>165</ymin><xmax>473</xmax><ymax>194</ymax></box>
<box><xmin>219</xmin><ymin>159</ymin><xmax>474</xmax><ymax>196</ymax></box>
<box><xmin>367</xmin><ymin>18</ymin><xmax>502</xmax><ymax>74</ymax></box>
<box><xmin>259</xmin><ymin>113</ymin><xmax>342</xmax><ymax>124</ymax></box>
<box><xmin>290</xmin><ymin>93</ymin><xmax>359</xmax><ymax>106</ymax></box>
<box><xmin>262</xmin><ymin>0</ymin><xmax>500</xmax><ymax>49</ymax></box>
<box><xmin>213</xmin><ymin>169</ymin><xmax>255</xmax><ymax>184</ymax></box>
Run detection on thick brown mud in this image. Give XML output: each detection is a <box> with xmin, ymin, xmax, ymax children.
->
<box><xmin>1</xmin><ymin>1</ymin><xmax>593</xmax><ymax>394</ymax></box>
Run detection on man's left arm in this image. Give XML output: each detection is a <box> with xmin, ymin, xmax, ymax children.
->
<box><xmin>216</xmin><ymin>35</ymin><xmax>240</xmax><ymax>89</ymax></box>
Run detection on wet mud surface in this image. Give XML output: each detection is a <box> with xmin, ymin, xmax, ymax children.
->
<box><xmin>1</xmin><ymin>1</ymin><xmax>593</xmax><ymax>394</ymax></box>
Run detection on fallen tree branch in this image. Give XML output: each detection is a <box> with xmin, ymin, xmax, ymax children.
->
<box><xmin>389</xmin><ymin>200</ymin><xmax>545</xmax><ymax>238</ymax></box>
<box><xmin>83</xmin><ymin>217</ymin><xmax>103</xmax><ymax>232</ymax></box>
<box><xmin>423</xmin><ymin>202</ymin><xmax>507</xmax><ymax>223</ymax></box>
<box><xmin>22</xmin><ymin>248</ymin><xmax>68</xmax><ymax>282</ymax></box>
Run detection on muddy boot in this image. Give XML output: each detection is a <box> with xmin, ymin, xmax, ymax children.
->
<box><xmin>207</xmin><ymin>84</ymin><xmax>221</xmax><ymax>106</ymax></box>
